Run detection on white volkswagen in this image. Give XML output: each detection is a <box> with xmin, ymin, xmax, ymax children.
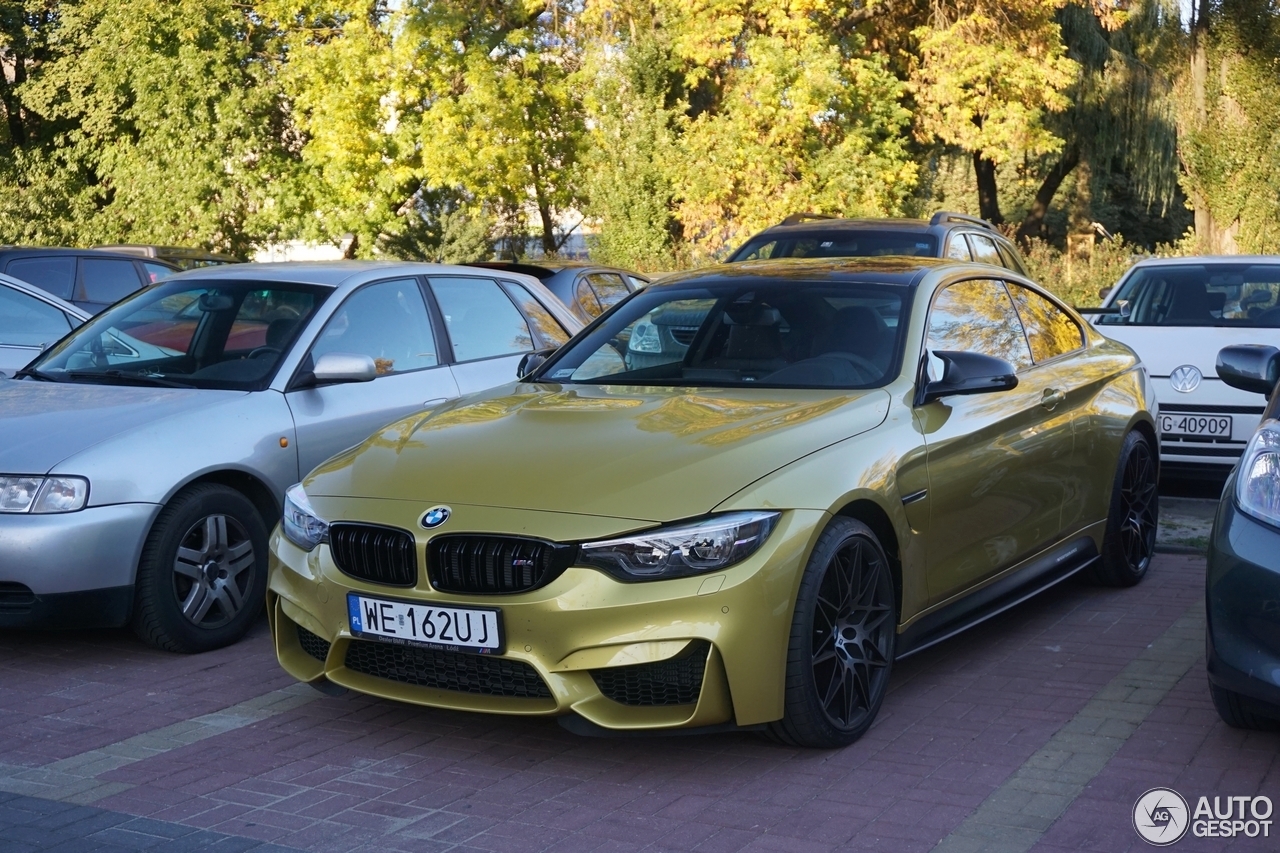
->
<box><xmin>1092</xmin><ymin>256</ymin><xmax>1280</xmax><ymax>470</ymax></box>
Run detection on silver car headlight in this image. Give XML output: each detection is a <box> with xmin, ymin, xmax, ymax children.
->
<box><xmin>0</xmin><ymin>475</ymin><xmax>89</xmax><ymax>514</ymax></box>
<box><xmin>1237</xmin><ymin>424</ymin><xmax>1280</xmax><ymax>528</ymax></box>
<box><xmin>283</xmin><ymin>483</ymin><xmax>328</xmax><ymax>551</ymax></box>
<box><xmin>579</xmin><ymin>511</ymin><xmax>780</xmax><ymax>581</ymax></box>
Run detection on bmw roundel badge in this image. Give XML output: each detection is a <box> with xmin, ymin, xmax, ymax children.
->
<box><xmin>421</xmin><ymin>506</ymin><xmax>452</xmax><ymax>529</ymax></box>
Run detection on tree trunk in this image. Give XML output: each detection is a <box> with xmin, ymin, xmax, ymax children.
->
<box><xmin>973</xmin><ymin>152</ymin><xmax>1003</xmax><ymax>226</ymax></box>
<box><xmin>0</xmin><ymin>57</ymin><xmax>27</xmax><ymax>147</ymax></box>
<box><xmin>528</xmin><ymin>159</ymin><xmax>557</xmax><ymax>256</ymax></box>
<box><xmin>1188</xmin><ymin>0</ymin><xmax>1238</xmax><ymax>253</ymax></box>
<box><xmin>1016</xmin><ymin>146</ymin><xmax>1080</xmax><ymax>243</ymax></box>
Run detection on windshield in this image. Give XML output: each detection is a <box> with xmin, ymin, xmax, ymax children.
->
<box><xmin>1100</xmin><ymin>263</ymin><xmax>1280</xmax><ymax>327</ymax></box>
<box><xmin>729</xmin><ymin>231</ymin><xmax>937</xmax><ymax>262</ymax></box>
<box><xmin>28</xmin><ymin>279</ymin><xmax>330</xmax><ymax>390</ymax></box>
<box><xmin>537</xmin><ymin>281</ymin><xmax>908</xmax><ymax>389</ymax></box>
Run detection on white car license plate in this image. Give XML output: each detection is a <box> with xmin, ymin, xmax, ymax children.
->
<box><xmin>1159</xmin><ymin>413</ymin><xmax>1232</xmax><ymax>438</ymax></box>
<box><xmin>347</xmin><ymin>593</ymin><xmax>502</xmax><ymax>654</ymax></box>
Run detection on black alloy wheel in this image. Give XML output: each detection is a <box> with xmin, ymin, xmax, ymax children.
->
<box><xmin>771</xmin><ymin>517</ymin><xmax>896</xmax><ymax>748</ymax></box>
<box><xmin>132</xmin><ymin>484</ymin><xmax>269</xmax><ymax>653</ymax></box>
<box><xmin>1091</xmin><ymin>430</ymin><xmax>1159</xmax><ymax>587</ymax></box>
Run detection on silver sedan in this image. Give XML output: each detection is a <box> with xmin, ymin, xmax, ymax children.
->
<box><xmin>0</xmin><ymin>273</ymin><xmax>88</xmax><ymax>378</ymax></box>
<box><xmin>0</xmin><ymin>262</ymin><xmax>581</xmax><ymax>652</ymax></box>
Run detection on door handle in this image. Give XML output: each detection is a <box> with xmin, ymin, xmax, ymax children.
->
<box><xmin>1041</xmin><ymin>388</ymin><xmax>1066</xmax><ymax>410</ymax></box>
<box><xmin>423</xmin><ymin>397</ymin><xmax>447</xmax><ymax>409</ymax></box>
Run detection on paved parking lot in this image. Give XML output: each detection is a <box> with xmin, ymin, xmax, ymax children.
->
<box><xmin>1</xmin><ymin>551</ymin><xmax>1276</xmax><ymax>852</ymax></box>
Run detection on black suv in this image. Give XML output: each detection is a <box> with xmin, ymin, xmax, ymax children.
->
<box><xmin>727</xmin><ymin>211</ymin><xmax>1028</xmax><ymax>275</ymax></box>
<box><xmin>0</xmin><ymin>248</ymin><xmax>179</xmax><ymax>314</ymax></box>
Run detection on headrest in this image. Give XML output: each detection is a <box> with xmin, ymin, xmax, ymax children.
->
<box><xmin>723</xmin><ymin>304</ymin><xmax>781</xmax><ymax>326</ymax></box>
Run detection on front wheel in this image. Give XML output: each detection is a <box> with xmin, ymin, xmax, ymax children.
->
<box><xmin>769</xmin><ymin>517</ymin><xmax>896</xmax><ymax>748</ymax></box>
<box><xmin>1209</xmin><ymin>682</ymin><xmax>1280</xmax><ymax>731</ymax></box>
<box><xmin>1088</xmin><ymin>429</ymin><xmax>1158</xmax><ymax>587</ymax></box>
<box><xmin>131</xmin><ymin>484</ymin><xmax>269</xmax><ymax>653</ymax></box>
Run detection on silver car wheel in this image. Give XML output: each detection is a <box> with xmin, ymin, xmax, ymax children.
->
<box><xmin>172</xmin><ymin>514</ymin><xmax>255</xmax><ymax>628</ymax></box>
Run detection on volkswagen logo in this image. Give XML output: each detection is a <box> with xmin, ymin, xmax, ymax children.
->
<box><xmin>420</xmin><ymin>506</ymin><xmax>452</xmax><ymax>529</ymax></box>
<box><xmin>1169</xmin><ymin>364</ymin><xmax>1202</xmax><ymax>393</ymax></box>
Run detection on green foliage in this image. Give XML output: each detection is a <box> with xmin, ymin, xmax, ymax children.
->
<box><xmin>1022</xmin><ymin>236</ymin><xmax>1147</xmax><ymax>307</ymax></box>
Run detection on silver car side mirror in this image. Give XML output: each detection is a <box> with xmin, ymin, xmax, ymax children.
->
<box><xmin>312</xmin><ymin>352</ymin><xmax>377</xmax><ymax>384</ymax></box>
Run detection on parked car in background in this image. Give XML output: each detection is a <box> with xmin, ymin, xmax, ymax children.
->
<box><xmin>467</xmin><ymin>261</ymin><xmax>649</xmax><ymax>324</ymax></box>
<box><xmin>725</xmin><ymin>211</ymin><xmax>1029</xmax><ymax>276</ymax></box>
<box><xmin>1090</xmin><ymin>257</ymin><xmax>1280</xmax><ymax>472</ymax></box>
<box><xmin>0</xmin><ymin>247</ymin><xmax>179</xmax><ymax>314</ymax></box>
<box><xmin>0</xmin><ymin>262</ymin><xmax>580</xmax><ymax>653</ymax></box>
<box><xmin>269</xmin><ymin>257</ymin><xmax>1156</xmax><ymax>748</ymax></box>
<box><xmin>1206</xmin><ymin>344</ymin><xmax>1280</xmax><ymax>730</ymax></box>
<box><xmin>94</xmin><ymin>244</ymin><xmax>242</xmax><ymax>270</ymax></box>
<box><xmin>0</xmin><ymin>273</ymin><xmax>88</xmax><ymax>379</ymax></box>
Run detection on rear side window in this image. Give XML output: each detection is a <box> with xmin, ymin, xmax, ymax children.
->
<box><xmin>945</xmin><ymin>237</ymin><xmax>971</xmax><ymax>261</ymax></box>
<box><xmin>78</xmin><ymin>258</ymin><xmax>143</xmax><ymax>305</ymax></box>
<box><xmin>586</xmin><ymin>273</ymin><xmax>630</xmax><ymax>310</ymax></box>
<box><xmin>926</xmin><ymin>279</ymin><xmax>1033</xmax><ymax>371</ymax></box>
<box><xmin>5</xmin><ymin>256</ymin><xmax>76</xmax><ymax>300</ymax></box>
<box><xmin>966</xmin><ymin>234</ymin><xmax>1003</xmax><ymax>266</ymax></box>
<box><xmin>0</xmin><ymin>285</ymin><xmax>73</xmax><ymax>346</ymax></box>
<box><xmin>143</xmin><ymin>262</ymin><xmax>174</xmax><ymax>283</ymax></box>
<box><xmin>505</xmin><ymin>283</ymin><xmax>571</xmax><ymax>347</ymax></box>
<box><xmin>1005</xmin><ymin>283</ymin><xmax>1083</xmax><ymax>363</ymax></box>
<box><xmin>430</xmin><ymin>277</ymin><xmax>534</xmax><ymax>361</ymax></box>
<box><xmin>575</xmin><ymin>278</ymin><xmax>604</xmax><ymax>319</ymax></box>
<box><xmin>996</xmin><ymin>242</ymin><xmax>1026</xmax><ymax>274</ymax></box>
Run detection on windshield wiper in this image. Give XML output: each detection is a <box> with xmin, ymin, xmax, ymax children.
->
<box><xmin>11</xmin><ymin>367</ymin><xmax>63</xmax><ymax>382</ymax></box>
<box><xmin>65</xmin><ymin>370</ymin><xmax>194</xmax><ymax>389</ymax></box>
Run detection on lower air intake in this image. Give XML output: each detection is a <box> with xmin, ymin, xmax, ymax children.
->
<box><xmin>591</xmin><ymin>641</ymin><xmax>709</xmax><ymax>706</ymax></box>
<box><xmin>296</xmin><ymin>624</ymin><xmax>331</xmax><ymax>662</ymax></box>
<box><xmin>343</xmin><ymin>640</ymin><xmax>551</xmax><ymax>699</ymax></box>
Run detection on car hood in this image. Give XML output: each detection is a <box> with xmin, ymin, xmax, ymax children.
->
<box><xmin>306</xmin><ymin>383</ymin><xmax>891</xmax><ymax>522</ymax></box>
<box><xmin>1092</xmin><ymin>324</ymin><xmax>1254</xmax><ymax>377</ymax></box>
<box><xmin>0</xmin><ymin>381</ymin><xmax>243</xmax><ymax>474</ymax></box>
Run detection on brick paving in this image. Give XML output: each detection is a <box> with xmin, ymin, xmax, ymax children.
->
<box><xmin>1</xmin><ymin>553</ymin><xmax>1276</xmax><ymax>852</ymax></box>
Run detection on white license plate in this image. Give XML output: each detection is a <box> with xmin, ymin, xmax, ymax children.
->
<box><xmin>1159</xmin><ymin>413</ymin><xmax>1232</xmax><ymax>438</ymax></box>
<box><xmin>347</xmin><ymin>593</ymin><xmax>502</xmax><ymax>654</ymax></box>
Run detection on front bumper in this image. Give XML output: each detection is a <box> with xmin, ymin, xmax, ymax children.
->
<box><xmin>1206</xmin><ymin>478</ymin><xmax>1280</xmax><ymax>711</ymax></box>
<box><xmin>0</xmin><ymin>502</ymin><xmax>159</xmax><ymax>628</ymax></box>
<box><xmin>267</xmin><ymin>502</ymin><xmax>826</xmax><ymax>731</ymax></box>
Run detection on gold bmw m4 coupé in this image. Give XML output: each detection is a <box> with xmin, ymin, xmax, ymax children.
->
<box><xmin>268</xmin><ymin>257</ymin><xmax>1158</xmax><ymax>748</ymax></box>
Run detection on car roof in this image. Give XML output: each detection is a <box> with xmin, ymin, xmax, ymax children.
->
<box><xmin>466</xmin><ymin>260</ymin><xmax>637</xmax><ymax>278</ymax></box>
<box><xmin>754</xmin><ymin>218</ymin><xmax>936</xmax><ymax>236</ymax></box>
<box><xmin>0</xmin><ymin>246</ymin><xmax>178</xmax><ymax>267</ymax></box>
<box><xmin>162</xmin><ymin>260</ymin><xmax>549</xmax><ymax>288</ymax></box>
<box><xmin>1125</xmin><ymin>255</ymin><xmax>1280</xmax><ymax>269</ymax></box>
<box><xmin>649</xmin><ymin>256</ymin><xmax>963</xmax><ymax>289</ymax></box>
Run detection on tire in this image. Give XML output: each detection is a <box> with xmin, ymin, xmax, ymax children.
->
<box><xmin>131</xmin><ymin>484</ymin><xmax>269</xmax><ymax>653</ymax></box>
<box><xmin>1088</xmin><ymin>430</ymin><xmax>1158</xmax><ymax>587</ymax></box>
<box><xmin>1209</xmin><ymin>682</ymin><xmax>1280</xmax><ymax>731</ymax></box>
<box><xmin>768</xmin><ymin>517</ymin><xmax>896</xmax><ymax>748</ymax></box>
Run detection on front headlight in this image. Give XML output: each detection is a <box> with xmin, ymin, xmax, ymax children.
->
<box><xmin>1237</xmin><ymin>424</ymin><xmax>1280</xmax><ymax>528</ymax></box>
<box><xmin>579</xmin><ymin>511</ymin><xmax>780</xmax><ymax>581</ymax></box>
<box><xmin>283</xmin><ymin>483</ymin><xmax>328</xmax><ymax>551</ymax></box>
<box><xmin>0</xmin><ymin>475</ymin><xmax>89</xmax><ymax>513</ymax></box>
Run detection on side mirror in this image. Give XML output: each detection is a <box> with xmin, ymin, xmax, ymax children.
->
<box><xmin>1098</xmin><ymin>286</ymin><xmax>1112</xmax><ymax>300</ymax></box>
<box><xmin>309</xmin><ymin>352</ymin><xmax>377</xmax><ymax>386</ymax></box>
<box><xmin>1217</xmin><ymin>345</ymin><xmax>1280</xmax><ymax>397</ymax></box>
<box><xmin>517</xmin><ymin>347</ymin><xmax>556</xmax><ymax>380</ymax></box>
<box><xmin>919</xmin><ymin>350</ymin><xmax>1018</xmax><ymax>405</ymax></box>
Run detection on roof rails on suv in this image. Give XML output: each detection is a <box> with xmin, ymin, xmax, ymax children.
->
<box><xmin>929</xmin><ymin>211</ymin><xmax>996</xmax><ymax>232</ymax></box>
<box><xmin>778</xmin><ymin>212</ymin><xmax>838</xmax><ymax>226</ymax></box>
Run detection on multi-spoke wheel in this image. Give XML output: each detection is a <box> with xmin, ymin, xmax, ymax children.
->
<box><xmin>132</xmin><ymin>484</ymin><xmax>269</xmax><ymax>652</ymax></box>
<box><xmin>770</xmin><ymin>517</ymin><xmax>896</xmax><ymax>748</ymax></box>
<box><xmin>1090</xmin><ymin>430</ymin><xmax>1159</xmax><ymax>587</ymax></box>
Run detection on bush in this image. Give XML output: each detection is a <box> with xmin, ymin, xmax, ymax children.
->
<box><xmin>1021</xmin><ymin>236</ymin><xmax>1150</xmax><ymax>307</ymax></box>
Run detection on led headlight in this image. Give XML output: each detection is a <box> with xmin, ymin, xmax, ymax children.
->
<box><xmin>579</xmin><ymin>511</ymin><xmax>780</xmax><ymax>581</ymax></box>
<box><xmin>1237</xmin><ymin>424</ymin><xmax>1280</xmax><ymax>528</ymax></box>
<box><xmin>0</xmin><ymin>476</ymin><xmax>89</xmax><ymax>513</ymax></box>
<box><xmin>282</xmin><ymin>483</ymin><xmax>328</xmax><ymax>551</ymax></box>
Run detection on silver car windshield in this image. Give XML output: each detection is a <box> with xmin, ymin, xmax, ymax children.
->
<box><xmin>538</xmin><ymin>282</ymin><xmax>907</xmax><ymax>389</ymax></box>
<box><xmin>27</xmin><ymin>280</ymin><xmax>330</xmax><ymax>390</ymax></box>
<box><xmin>1100</xmin><ymin>263</ymin><xmax>1280</xmax><ymax>327</ymax></box>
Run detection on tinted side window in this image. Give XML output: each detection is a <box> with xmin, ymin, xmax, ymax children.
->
<box><xmin>310</xmin><ymin>278</ymin><xmax>438</xmax><ymax>376</ymax></box>
<box><xmin>926</xmin><ymin>279</ymin><xmax>1033</xmax><ymax>371</ymax></box>
<box><xmin>5</xmin><ymin>257</ymin><xmax>76</xmax><ymax>300</ymax></box>
<box><xmin>945</xmin><ymin>237</ymin><xmax>972</xmax><ymax>261</ymax></box>
<box><xmin>966</xmin><ymin>234</ymin><xmax>1003</xmax><ymax>266</ymax></box>
<box><xmin>1005</xmin><ymin>283</ymin><xmax>1084</xmax><ymax>362</ymax></box>
<box><xmin>78</xmin><ymin>258</ymin><xmax>143</xmax><ymax>305</ymax></box>
<box><xmin>586</xmin><ymin>273</ymin><xmax>630</xmax><ymax>310</ymax></box>
<box><xmin>0</xmin><ymin>285</ymin><xmax>72</xmax><ymax>346</ymax></box>
<box><xmin>505</xmin><ymin>283</ymin><xmax>571</xmax><ymax>347</ymax></box>
<box><xmin>430</xmin><ymin>277</ymin><xmax>534</xmax><ymax>361</ymax></box>
<box><xmin>996</xmin><ymin>241</ymin><xmax>1026</xmax><ymax>274</ymax></box>
<box><xmin>143</xmin><ymin>262</ymin><xmax>175</xmax><ymax>283</ymax></box>
<box><xmin>575</xmin><ymin>278</ymin><xmax>604</xmax><ymax>319</ymax></box>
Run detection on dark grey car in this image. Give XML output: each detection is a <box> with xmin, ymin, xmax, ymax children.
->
<box><xmin>0</xmin><ymin>247</ymin><xmax>179</xmax><ymax>314</ymax></box>
<box><xmin>467</xmin><ymin>261</ymin><xmax>649</xmax><ymax>325</ymax></box>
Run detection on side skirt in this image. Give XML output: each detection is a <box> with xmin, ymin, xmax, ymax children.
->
<box><xmin>895</xmin><ymin>536</ymin><xmax>1099</xmax><ymax>659</ymax></box>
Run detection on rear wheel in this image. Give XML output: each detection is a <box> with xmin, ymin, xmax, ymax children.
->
<box><xmin>1210</xmin><ymin>682</ymin><xmax>1280</xmax><ymax>731</ymax></box>
<box><xmin>132</xmin><ymin>484</ymin><xmax>268</xmax><ymax>653</ymax></box>
<box><xmin>769</xmin><ymin>517</ymin><xmax>896</xmax><ymax>748</ymax></box>
<box><xmin>1089</xmin><ymin>430</ymin><xmax>1158</xmax><ymax>587</ymax></box>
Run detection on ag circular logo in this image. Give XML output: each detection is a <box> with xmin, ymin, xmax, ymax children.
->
<box><xmin>1169</xmin><ymin>364</ymin><xmax>1202</xmax><ymax>393</ymax></box>
<box><xmin>420</xmin><ymin>505</ymin><xmax>451</xmax><ymax>529</ymax></box>
<box><xmin>1134</xmin><ymin>787</ymin><xmax>1190</xmax><ymax>846</ymax></box>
